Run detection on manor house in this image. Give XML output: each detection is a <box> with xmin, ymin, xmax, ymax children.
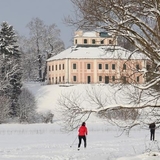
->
<box><xmin>47</xmin><ymin>30</ymin><xmax>150</xmax><ymax>84</ymax></box>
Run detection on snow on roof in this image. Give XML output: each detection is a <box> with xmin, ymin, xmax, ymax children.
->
<box><xmin>74</xmin><ymin>31</ymin><xmax>97</xmax><ymax>37</ymax></box>
<box><xmin>47</xmin><ymin>45</ymin><xmax>148</xmax><ymax>61</ymax></box>
<box><xmin>83</xmin><ymin>31</ymin><xmax>97</xmax><ymax>37</ymax></box>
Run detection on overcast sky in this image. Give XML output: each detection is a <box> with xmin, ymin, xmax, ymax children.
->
<box><xmin>0</xmin><ymin>0</ymin><xmax>75</xmax><ymax>48</ymax></box>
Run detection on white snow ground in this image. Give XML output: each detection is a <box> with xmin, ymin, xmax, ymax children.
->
<box><xmin>0</xmin><ymin>82</ymin><xmax>159</xmax><ymax>160</ymax></box>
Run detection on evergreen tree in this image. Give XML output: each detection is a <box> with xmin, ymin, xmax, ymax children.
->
<box><xmin>0</xmin><ymin>22</ymin><xmax>22</xmax><ymax>117</ymax></box>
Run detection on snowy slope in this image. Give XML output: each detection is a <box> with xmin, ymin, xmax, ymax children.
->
<box><xmin>0</xmin><ymin>82</ymin><xmax>159</xmax><ymax>160</ymax></box>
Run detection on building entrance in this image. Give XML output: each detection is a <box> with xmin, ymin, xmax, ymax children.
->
<box><xmin>105</xmin><ymin>76</ymin><xmax>109</xmax><ymax>84</ymax></box>
<box><xmin>87</xmin><ymin>76</ymin><xmax>91</xmax><ymax>83</ymax></box>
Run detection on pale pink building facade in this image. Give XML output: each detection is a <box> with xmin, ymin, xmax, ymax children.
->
<box><xmin>74</xmin><ymin>30</ymin><xmax>116</xmax><ymax>46</ymax></box>
<box><xmin>47</xmin><ymin>31</ymin><xmax>150</xmax><ymax>84</ymax></box>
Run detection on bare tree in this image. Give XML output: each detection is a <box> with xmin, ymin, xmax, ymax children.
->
<box><xmin>21</xmin><ymin>17</ymin><xmax>65</xmax><ymax>81</ymax></box>
<box><xmin>58</xmin><ymin>89</ymin><xmax>87</xmax><ymax>131</ymax></box>
<box><xmin>58</xmin><ymin>84</ymin><xmax>160</xmax><ymax>132</ymax></box>
<box><xmin>60</xmin><ymin>0</ymin><xmax>160</xmax><ymax>131</ymax></box>
<box><xmin>117</xmin><ymin>36</ymin><xmax>135</xmax><ymax>51</ymax></box>
<box><xmin>66</xmin><ymin>0</ymin><xmax>160</xmax><ymax>87</ymax></box>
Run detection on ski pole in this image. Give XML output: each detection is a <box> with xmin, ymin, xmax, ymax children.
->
<box><xmin>70</xmin><ymin>136</ymin><xmax>77</xmax><ymax>147</ymax></box>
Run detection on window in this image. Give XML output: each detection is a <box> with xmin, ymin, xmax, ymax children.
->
<box><xmin>63</xmin><ymin>76</ymin><xmax>65</xmax><ymax>81</ymax></box>
<box><xmin>55</xmin><ymin>77</ymin><xmax>57</xmax><ymax>84</ymax></box>
<box><xmin>84</xmin><ymin>39</ymin><xmax>87</xmax><ymax>44</ymax></box>
<box><xmin>59</xmin><ymin>64</ymin><xmax>61</xmax><ymax>70</ymax></box>
<box><xmin>63</xmin><ymin>64</ymin><xmax>64</xmax><ymax>70</ymax></box>
<box><xmin>137</xmin><ymin>76</ymin><xmax>139</xmax><ymax>82</ymax></box>
<box><xmin>73</xmin><ymin>63</ymin><xmax>76</xmax><ymax>69</ymax></box>
<box><xmin>99</xmin><ymin>76</ymin><xmax>102</xmax><ymax>81</ymax></box>
<box><xmin>146</xmin><ymin>64</ymin><xmax>150</xmax><ymax>70</ymax></box>
<box><xmin>49</xmin><ymin>66</ymin><xmax>51</xmax><ymax>71</ymax></box>
<box><xmin>136</xmin><ymin>64</ymin><xmax>140</xmax><ymax>70</ymax></box>
<box><xmin>99</xmin><ymin>64</ymin><xmax>102</xmax><ymax>69</ymax></box>
<box><xmin>101</xmin><ymin>40</ymin><xmax>104</xmax><ymax>44</ymax></box>
<box><xmin>59</xmin><ymin>77</ymin><xmax>61</xmax><ymax>82</ymax></box>
<box><xmin>112</xmin><ymin>64</ymin><xmax>115</xmax><ymax>70</ymax></box>
<box><xmin>112</xmin><ymin>76</ymin><xmax>115</xmax><ymax>81</ymax></box>
<box><xmin>87</xmin><ymin>64</ymin><xmax>91</xmax><ymax>69</ymax></box>
<box><xmin>105</xmin><ymin>64</ymin><xmax>108</xmax><ymax>69</ymax></box>
<box><xmin>52</xmin><ymin>65</ymin><xmax>54</xmax><ymax>71</ymax></box>
<box><xmin>122</xmin><ymin>76</ymin><xmax>127</xmax><ymax>84</ymax></box>
<box><xmin>105</xmin><ymin>76</ymin><xmax>109</xmax><ymax>83</ymax></box>
<box><xmin>73</xmin><ymin>76</ymin><xmax>76</xmax><ymax>81</ymax></box>
<box><xmin>56</xmin><ymin>65</ymin><xmax>57</xmax><ymax>70</ymax></box>
<box><xmin>75</xmin><ymin>39</ymin><xmax>77</xmax><ymax>44</ymax></box>
<box><xmin>87</xmin><ymin>76</ymin><xmax>91</xmax><ymax>83</ymax></box>
<box><xmin>123</xmin><ymin>64</ymin><xmax>126</xmax><ymax>70</ymax></box>
<box><xmin>109</xmin><ymin>40</ymin><xmax>112</xmax><ymax>44</ymax></box>
<box><xmin>92</xmin><ymin>39</ymin><xmax>95</xmax><ymax>44</ymax></box>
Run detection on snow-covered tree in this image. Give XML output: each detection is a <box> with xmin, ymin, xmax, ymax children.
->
<box><xmin>67</xmin><ymin>0</ymin><xmax>160</xmax><ymax>87</ymax></box>
<box><xmin>23</xmin><ymin>17</ymin><xmax>65</xmax><ymax>81</ymax></box>
<box><xmin>58</xmin><ymin>84</ymin><xmax>160</xmax><ymax>132</ymax></box>
<box><xmin>17</xmin><ymin>35</ymin><xmax>38</xmax><ymax>81</ymax></box>
<box><xmin>61</xmin><ymin>0</ymin><xmax>160</xmax><ymax>131</ymax></box>
<box><xmin>0</xmin><ymin>21</ymin><xmax>22</xmax><ymax>116</ymax></box>
<box><xmin>39</xmin><ymin>110</ymin><xmax>54</xmax><ymax>123</ymax></box>
<box><xmin>0</xmin><ymin>96</ymin><xmax>10</xmax><ymax>123</ymax></box>
<box><xmin>17</xmin><ymin>88</ymin><xmax>37</xmax><ymax>123</ymax></box>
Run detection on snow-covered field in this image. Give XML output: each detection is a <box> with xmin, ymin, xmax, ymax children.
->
<box><xmin>0</xmin><ymin>82</ymin><xmax>160</xmax><ymax>160</ymax></box>
<box><xmin>0</xmin><ymin>123</ymin><xmax>160</xmax><ymax>160</ymax></box>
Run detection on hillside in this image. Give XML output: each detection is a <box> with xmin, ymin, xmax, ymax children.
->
<box><xmin>0</xmin><ymin>82</ymin><xmax>154</xmax><ymax>160</ymax></box>
<box><xmin>24</xmin><ymin>82</ymin><xmax>131</xmax><ymax>121</ymax></box>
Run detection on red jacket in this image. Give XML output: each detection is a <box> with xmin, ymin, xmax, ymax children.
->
<box><xmin>78</xmin><ymin>126</ymin><xmax>88</xmax><ymax>136</ymax></box>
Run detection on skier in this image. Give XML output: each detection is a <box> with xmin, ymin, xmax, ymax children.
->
<box><xmin>149</xmin><ymin>122</ymin><xmax>156</xmax><ymax>141</ymax></box>
<box><xmin>78</xmin><ymin>122</ymin><xmax>88</xmax><ymax>150</ymax></box>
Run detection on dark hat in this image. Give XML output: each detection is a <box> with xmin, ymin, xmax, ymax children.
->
<box><xmin>82</xmin><ymin>122</ymin><xmax>86</xmax><ymax>126</ymax></box>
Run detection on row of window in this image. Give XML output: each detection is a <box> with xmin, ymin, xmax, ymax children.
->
<box><xmin>49</xmin><ymin>76</ymin><xmax>65</xmax><ymax>83</ymax></box>
<box><xmin>49</xmin><ymin>75</ymin><xmax>140</xmax><ymax>84</ymax></box>
<box><xmin>48</xmin><ymin>63</ymin><xmax>142</xmax><ymax>72</ymax></box>
<box><xmin>49</xmin><ymin>63</ymin><xmax>150</xmax><ymax>71</ymax></box>
<box><xmin>73</xmin><ymin>63</ymin><xmax>116</xmax><ymax>70</ymax></box>
<box><xmin>73</xmin><ymin>63</ymin><xmax>123</xmax><ymax>70</ymax></box>
<box><xmin>48</xmin><ymin>64</ymin><xmax>65</xmax><ymax>71</ymax></box>
<box><xmin>72</xmin><ymin>76</ymin><xmax>137</xmax><ymax>82</ymax></box>
<box><xmin>75</xmin><ymin>39</ymin><xmax>113</xmax><ymax>45</ymax></box>
<box><xmin>49</xmin><ymin>75</ymin><xmax>113</xmax><ymax>84</ymax></box>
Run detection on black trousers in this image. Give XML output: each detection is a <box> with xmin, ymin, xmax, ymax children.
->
<box><xmin>150</xmin><ymin>129</ymin><xmax>155</xmax><ymax>141</ymax></box>
<box><xmin>78</xmin><ymin>135</ymin><xmax>86</xmax><ymax>148</ymax></box>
